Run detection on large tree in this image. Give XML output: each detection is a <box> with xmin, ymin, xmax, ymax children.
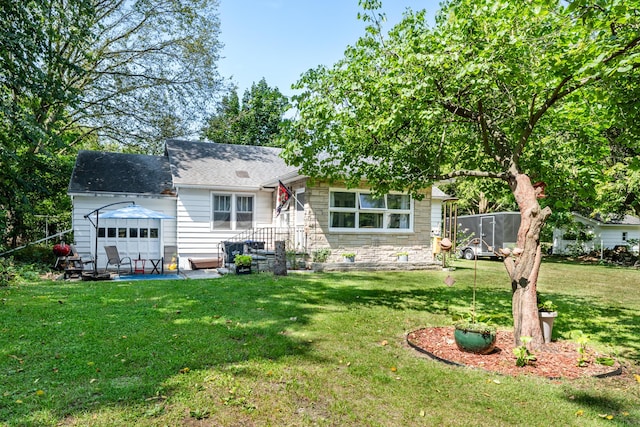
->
<box><xmin>282</xmin><ymin>0</ymin><xmax>640</xmax><ymax>348</ymax></box>
<box><xmin>0</xmin><ymin>0</ymin><xmax>95</xmax><ymax>247</ymax></box>
<box><xmin>0</xmin><ymin>0</ymin><xmax>223</xmax><ymax>248</ymax></box>
<box><xmin>202</xmin><ymin>78</ymin><xmax>290</xmax><ymax>146</ymax></box>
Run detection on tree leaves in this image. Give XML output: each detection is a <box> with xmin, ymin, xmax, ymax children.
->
<box><xmin>203</xmin><ymin>79</ymin><xmax>289</xmax><ymax>147</ymax></box>
<box><xmin>282</xmin><ymin>0</ymin><xmax>640</xmax><ymax>210</ymax></box>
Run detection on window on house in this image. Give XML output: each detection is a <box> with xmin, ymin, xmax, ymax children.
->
<box><xmin>213</xmin><ymin>195</ymin><xmax>232</xmax><ymax>229</ymax></box>
<box><xmin>329</xmin><ymin>190</ymin><xmax>412</xmax><ymax>231</ymax></box>
<box><xmin>236</xmin><ymin>196</ymin><xmax>254</xmax><ymax>229</ymax></box>
<box><xmin>623</xmin><ymin>232</ymin><xmax>628</xmax><ymax>241</ymax></box>
<box><xmin>212</xmin><ymin>193</ymin><xmax>254</xmax><ymax>230</ymax></box>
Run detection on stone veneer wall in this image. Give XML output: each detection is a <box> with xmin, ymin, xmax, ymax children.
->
<box><xmin>296</xmin><ymin>181</ymin><xmax>435</xmax><ymax>263</ymax></box>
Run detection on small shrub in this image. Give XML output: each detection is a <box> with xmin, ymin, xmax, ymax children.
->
<box><xmin>570</xmin><ymin>330</ymin><xmax>590</xmax><ymax>367</ymax></box>
<box><xmin>0</xmin><ymin>257</ymin><xmax>16</xmax><ymax>286</ymax></box>
<box><xmin>513</xmin><ymin>336</ymin><xmax>537</xmax><ymax>367</ymax></box>
<box><xmin>12</xmin><ymin>244</ymin><xmax>56</xmax><ymax>267</ymax></box>
<box><xmin>312</xmin><ymin>248</ymin><xmax>331</xmax><ymax>263</ymax></box>
<box><xmin>234</xmin><ymin>255</ymin><xmax>253</xmax><ymax>267</ymax></box>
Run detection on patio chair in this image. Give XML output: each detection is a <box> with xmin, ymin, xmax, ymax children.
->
<box><xmin>104</xmin><ymin>245</ymin><xmax>133</xmax><ymax>275</ymax></box>
<box><xmin>163</xmin><ymin>245</ymin><xmax>179</xmax><ymax>274</ymax></box>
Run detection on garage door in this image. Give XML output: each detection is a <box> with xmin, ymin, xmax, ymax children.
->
<box><xmin>96</xmin><ymin>218</ymin><xmax>163</xmax><ymax>266</ymax></box>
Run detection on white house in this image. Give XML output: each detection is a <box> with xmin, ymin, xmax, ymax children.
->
<box><xmin>68</xmin><ymin>139</ymin><xmax>447</xmax><ymax>271</ymax></box>
<box><xmin>552</xmin><ymin>213</ymin><xmax>640</xmax><ymax>255</ymax></box>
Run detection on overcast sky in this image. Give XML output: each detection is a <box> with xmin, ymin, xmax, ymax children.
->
<box><xmin>217</xmin><ymin>0</ymin><xmax>440</xmax><ymax>98</ymax></box>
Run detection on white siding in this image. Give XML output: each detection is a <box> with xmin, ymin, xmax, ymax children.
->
<box><xmin>431</xmin><ymin>199</ymin><xmax>442</xmax><ymax>236</ymax></box>
<box><xmin>600</xmin><ymin>226</ymin><xmax>640</xmax><ymax>251</ymax></box>
<box><xmin>71</xmin><ymin>195</ymin><xmax>177</xmax><ymax>269</ymax></box>
<box><xmin>553</xmin><ymin>223</ymin><xmax>640</xmax><ymax>254</ymax></box>
<box><xmin>176</xmin><ymin>187</ymin><xmax>275</xmax><ymax>269</ymax></box>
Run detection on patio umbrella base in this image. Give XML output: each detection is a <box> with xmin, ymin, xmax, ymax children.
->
<box><xmin>82</xmin><ymin>272</ymin><xmax>112</xmax><ymax>281</ymax></box>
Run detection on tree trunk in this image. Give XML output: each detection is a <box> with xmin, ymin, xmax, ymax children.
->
<box><xmin>504</xmin><ymin>173</ymin><xmax>552</xmax><ymax>349</ymax></box>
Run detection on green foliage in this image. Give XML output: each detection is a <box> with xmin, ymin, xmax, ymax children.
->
<box><xmin>0</xmin><ymin>257</ymin><xmax>15</xmax><ymax>286</ymax></box>
<box><xmin>570</xmin><ymin>330</ymin><xmax>591</xmax><ymax>367</ymax></box>
<box><xmin>233</xmin><ymin>254</ymin><xmax>253</xmax><ymax>267</ymax></box>
<box><xmin>1</xmin><ymin>0</ymin><xmax>224</xmax><ymax>247</ymax></box>
<box><xmin>282</xmin><ymin>0</ymin><xmax>640</xmax><ymax>213</ymax></box>
<box><xmin>513</xmin><ymin>336</ymin><xmax>537</xmax><ymax>367</ymax></box>
<box><xmin>285</xmin><ymin>250</ymin><xmax>305</xmax><ymax>269</ymax></box>
<box><xmin>202</xmin><ymin>78</ymin><xmax>289</xmax><ymax>147</ymax></box>
<box><xmin>312</xmin><ymin>248</ymin><xmax>331</xmax><ymax>262</ymax></box>
<box><xmin>537</xmin><ymin>300</ymin><xmax>558</xmax><ymax>313</ymax></box>
<box><xmin>12</xmin><ymin>244</ymin><xmax>55</xmax><ymax>265</ymax></box>
<box><xmin>0</xmin><ymin>257</ymin><xmax>46</xmax><ymax>286</ymax></box>
<box><xmin>438</xmin><ymin>180</ymin><xmax>517</xmax><ymax>216</ymax></box>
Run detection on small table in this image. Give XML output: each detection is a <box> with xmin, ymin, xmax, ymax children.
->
<box><xmin>134</xmin><ymin>259</ymin><xmax>146</xmax><ymax>274</ymax></box>
<box><xmin>149</xmin><ymin>259</ymin><xmax>162</xmax><ymax>274</ymax></box>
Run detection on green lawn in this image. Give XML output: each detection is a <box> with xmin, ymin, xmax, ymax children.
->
<box><xmin>1</xmin><ymin>260</ymin><xmax>639</xmax><ymax>426</ymax></box>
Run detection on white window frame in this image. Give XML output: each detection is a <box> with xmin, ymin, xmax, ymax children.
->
<box><xmin>211</xmin><ymin>192</ymin><xmax>256</xmax><ymax>231</ymax></box>
<box><xmin>328</xmin><ymin>189</ymin><xmax>413</xmax><ymax>233</ymax></box>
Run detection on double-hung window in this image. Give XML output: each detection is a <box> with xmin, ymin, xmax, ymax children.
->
<box><xmin>212</xmin><ymin>193</ymin><xmax>254</xmax><ymax>230</ymax></box>
<box><xmin>236</xmin><ymin>196</ymin><xmax>253</xmax><ymax>229</ymax></box>
<box><xmin>329</xmin><ymin>190</ymin><xmax>412</xmax><ymax>231</ymax></box>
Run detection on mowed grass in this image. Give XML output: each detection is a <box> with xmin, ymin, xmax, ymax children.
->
<box><xmin>1</xmin><ymin>260</ymin><xmax>639</xmax><ymax>426</ymax></box>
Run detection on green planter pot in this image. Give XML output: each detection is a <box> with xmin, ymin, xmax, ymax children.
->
<box><xmin>454</xmin><ymin>327</ymin><xmax>497</xmax><ymax>355</ymax></box>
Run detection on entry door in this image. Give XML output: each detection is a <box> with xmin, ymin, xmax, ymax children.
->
<box><xmin>480</xmin><ymin>216</ymin><xmax>495</xmax><ymax>252</ymax></box>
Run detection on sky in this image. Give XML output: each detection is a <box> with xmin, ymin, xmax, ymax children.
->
<box><xmin>217</xmin><ymin>1</ymin><xmax>441</xmax><ymax>98</ymax></box>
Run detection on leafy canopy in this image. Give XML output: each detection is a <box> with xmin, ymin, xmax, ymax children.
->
<box><xmin>0</xmin><ymin>0</ymin><xmax>224</xmax><ymax>248</ymax></box>
<box><xmin>202</xmin><ymin>78</ymin><xmax>290</xmax><ymax>147</ymax></box>
<box><xmin>281</xmin><ymin>0</ymin><xmax>640</xmax><ymax>204</ymax></box>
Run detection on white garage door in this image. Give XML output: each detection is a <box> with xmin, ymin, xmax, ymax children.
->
<box><xmin>95</xmin><ymin>218</ymin><xmax>163</xmax><ymax>267</ymax></box>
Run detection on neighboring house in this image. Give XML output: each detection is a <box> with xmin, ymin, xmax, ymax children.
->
<box><xmin>68</xmin><ymin>139</ymin><xmax>446</xmax><ymax>270</ymax></box>
<box><xmin>552</xmin><ymin>213</ymin><xmax>640</xmax><ymax>255</ymax></box>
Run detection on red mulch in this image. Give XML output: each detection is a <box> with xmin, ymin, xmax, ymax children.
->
<box><xmin>406</xmin><ymin>327</ymin><xmax>622</xmax><ymax>379</ymax></box>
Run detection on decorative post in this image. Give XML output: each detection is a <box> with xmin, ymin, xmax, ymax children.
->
<box><xmin>274</xmin><ymin>240</ymin><xmax>287</xmax><ymax>276</ymax></box>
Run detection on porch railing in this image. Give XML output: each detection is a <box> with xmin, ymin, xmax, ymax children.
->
<box><xmin>216</xmin><ymin>226</ymin><xmax>306</xmax><ymax>265</ymax></box>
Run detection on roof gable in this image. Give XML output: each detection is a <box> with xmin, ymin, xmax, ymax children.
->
<box><xmin>165</xmin><ymin>139</ymin><xmax>299</xmax><ymax>188</ymax></box>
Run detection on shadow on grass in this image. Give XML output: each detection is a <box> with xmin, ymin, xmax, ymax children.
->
<box><xmin>0</xmin><ymin>276</ymin><xmax>325</xmax><ymax>424</ymax></box>
<box><xmin>1</xmin><ymin>268</ymin><xmax>638</xmax><ymax>425</ymax></box>
<box><xmin>291</xmin><ymin>271</ymin><xmax>640</xmax><ymax>360</ymax></box>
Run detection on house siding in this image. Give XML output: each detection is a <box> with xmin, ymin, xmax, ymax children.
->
<box><xmin>70</xmin><ymin>195</ymin><xmax>177</xmax><ymax>269</ymax></box>
<box><xmin>282</xmin><ymin>181</ymin><xmax>435</xmax><ymax>263</ymax></box>
<box><xmin>176</xmin><ymin>187</ymin><xmax>274</xmax><ymax>268</ymax></box>
<box><xmin>552</xmin><ymin>215</ymin><xmax>640</xmax><ymax>255</ymax></box>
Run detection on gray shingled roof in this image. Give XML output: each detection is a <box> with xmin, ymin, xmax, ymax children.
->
<box><xmin>165</xmin><ymin>139</ymin><xmax>298</xmax><ymax>188</ymax></box>
<box><xmin>594</xmin><ymin>214</ymin><xmax>640</xmax><ymax>226</ymax></box>
<box><xmin>68</xmin><ymin>150</ymin><xmax>174</xmax><ymax>196</ymax></box>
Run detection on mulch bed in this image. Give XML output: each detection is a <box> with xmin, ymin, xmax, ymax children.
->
<box><xmin>406</xmin><ymin>327</ymin><xmax>622</xmax><ymax>379</ymax></box>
